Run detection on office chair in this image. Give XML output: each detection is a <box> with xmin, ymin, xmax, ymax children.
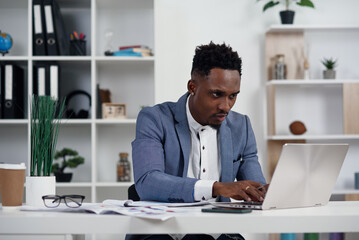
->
<box><xmin>128</xmin><ymin>184</ymin><xmax>140</xmax><ymax>201</ymax></box>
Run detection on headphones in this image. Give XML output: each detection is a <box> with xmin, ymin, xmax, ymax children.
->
<box><xmin>65</xmin><ymin>90</ymin><xmax>91</xmax><ymax>119</ymax></box>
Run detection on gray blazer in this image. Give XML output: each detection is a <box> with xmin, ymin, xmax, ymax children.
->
<box><xmin>132</xmin><ymin>92</ymin><xmax>266</xmax><ymax>202</ymax></box>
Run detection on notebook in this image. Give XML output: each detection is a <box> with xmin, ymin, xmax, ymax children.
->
<box><xmin>211</xmin><ymin>143</ymin><xmax>349</xmax><ymax>210</ymax></box>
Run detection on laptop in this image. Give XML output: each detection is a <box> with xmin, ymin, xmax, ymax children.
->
<box><xmin>211</xmin><ymin>143</ymin><xmax>349</xmax><ymax>210</ymax></box>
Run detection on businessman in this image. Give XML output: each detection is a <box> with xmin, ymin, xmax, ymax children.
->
<box><xmin>129</xmin><ymin>42</ymin><xmax>267</xmax><ymax>240</ymax></box>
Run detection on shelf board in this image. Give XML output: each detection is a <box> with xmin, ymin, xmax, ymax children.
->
<box><xmin>267</xmin><ymin>134</ymin><xmax>359</xmax><ymax>140</ymax></box>
<box><xmin>95</xmin><ymin>182</ymin><xmax>133</xmax><ymax>187</ymax></box>
<box><xmin>31</xmin><ymin>56</ymin><xmax>92</xmax><ymax>61</ymax></box>
<box><xmin>268</xmin><ymin>25</ymin><xmax>359</xmax><ymax>33</ymax></box>
<box><xmin>267</xmin><ymin>79</ymin><xmax>359</xmax><ymax>86</ymax></box>
<box><xmin>0</xmin><ymin>56</ymin><xmax>28</xmax><ymax>61</ymax></box>
<box><xmin>95</xmin><ymin>119</ymin><xmax>136</xmax><ymax>124</ymax></box>
<box><xmin>0</xmin><ymin>119</ymin><xmax>28</xmax><ymax>125</ymax></box>
<box><xmin>332</xmin><ymin>189</ymin><xmax>359</xmax><ymax>195</ymax></box>
<box><xmin>57</xmin><ymin>0</ymin><xmax>91</xmax><ymax>9</ymax></box>
<box><xmin>56</xmin><ymin>182</ymin><xmax>92</xmax><ymax>187</ymax></box>
<box><xmin>60</xmin><ymin>119</ymin><xmax>92</xmax><ymax>125</ymax></box>
<box><xmin>95</xmin><ymin>56</ymin><xmax>155</xmax><ymax>62</ymax></box>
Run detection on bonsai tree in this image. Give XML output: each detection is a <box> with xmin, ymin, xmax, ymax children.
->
<box><xmin>259</xmin><ymin>0</ymin><xmax>315</xmax><ymax>12</ymax></box>
<box><xmin>52</xmin><ymin>148</ymin><xmax>84</xmax><ymax>175</ymax></box>
<box><xmin>321</xmin><ymin>57</ymin><xmax>338</xmax><ymax>70</ymax></box>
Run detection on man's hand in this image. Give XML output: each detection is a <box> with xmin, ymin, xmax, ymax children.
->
<box><xmin>212</xmin><ymin>181</ymin><xmax>268</xmax><ymax>202</ymax></box>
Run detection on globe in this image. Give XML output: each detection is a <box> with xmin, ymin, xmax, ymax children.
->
<box><xmin>0</xmin><ymin>32</ymin><xmax>13</xmax><ymax>55</ymax></box>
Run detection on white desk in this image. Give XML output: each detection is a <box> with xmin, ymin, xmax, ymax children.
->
<box><xmin>0</xmin><ymin>202</ymin><xmax>359</xmax><ymax>235</ymax></box>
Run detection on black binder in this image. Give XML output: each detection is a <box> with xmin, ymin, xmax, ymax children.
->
<box><xmin>0</xmin><ymin>64</ymin><xmax>3</xmax><ymax>119</ymax></box>
<box><xmin>33</xmin><ymin>63</ymin><xmax>48</xmax><ymax>96</ymax></box>
<box><xmin>43</xmin><ymin>0</ymin><xmax>59</xmax><ymax>55</ymax></box>
<box><xmin>32</xmin><ymin>0</ymin><xmax>47</xmax><ymax>56</ymax></box>
<box><xmin>33</xmin><ymin>62</ymin><xmax>59</xmax><ymax>99</ymax></box>
<box><xmin>3</xmin><ymin>64</ymin><xmax>25</xmax><ymax>119</ymax></box>
<box><xmin>50</xmin><ymin>0</ymin><xmax>69</xmax><ymax>55</ymax></box>
<box><xmin>48</xmin><ymin>63</ymin><xmax>59</xmax><ymax>99</ymax></box>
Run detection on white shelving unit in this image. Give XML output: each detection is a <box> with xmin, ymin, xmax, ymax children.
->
<box><xmin>0</xmin><ymin>0</ymin><xmax>155</xmax><ymax>203</ymax></box>
<box><xmin>264</xmin><ymin>25</ymin><xmax>359</xmax><ymax>198</ymax></box>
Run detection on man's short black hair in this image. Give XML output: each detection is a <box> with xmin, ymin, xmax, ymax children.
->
<box><xmin>191</xmin><ymin>42</ymin><xmax>242</xmax><ymax>77</ymax></box>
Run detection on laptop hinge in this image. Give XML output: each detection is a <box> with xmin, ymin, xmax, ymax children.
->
<box><xmin>315</xmin><ymin>203</ymin><xmax>322</xmax><ymax>207</ymax></box>
<box><xmin>269</xmin><ymin>206</ymin><xmax>277</xmax><ymax>209</ymax></box>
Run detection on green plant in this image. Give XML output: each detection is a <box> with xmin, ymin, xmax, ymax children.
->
<box><xmin>30</xmin><ymin>95</ymin><xmax>66</xmax><ymax>176</ymax></box>
<box><xmin>321</xmin><ymin>58</ymin><xmax>338</xmax><ymax>70</ymax></box>
<box><xmin>51</xmin><ymin>148</ymin><xmax>84</xmax><ymax>174</ymax></box>
<box><xmin>258</xmin><ymin>0</ymin><xmax>315</xmax><ymax>12</ymax></box>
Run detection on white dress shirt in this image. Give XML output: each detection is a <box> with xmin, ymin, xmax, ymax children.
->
<box><xmin>186</xmin><ymin>96</ymin><xmax>221</xmax><ymax>202</ymax></box>
<box><xmin>169</xmin><ymin>96</ymin><xmax>222</xmax><ymax>240</ymax></box>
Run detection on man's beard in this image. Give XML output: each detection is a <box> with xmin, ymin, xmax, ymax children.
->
<box><xmin>210</xmin><ymin>123</ymin><xmax>221</xmax><ymax>129</ymax></box>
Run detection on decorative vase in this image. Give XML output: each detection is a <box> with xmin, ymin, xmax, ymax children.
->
<box><xmin>55</xmin><ymin>172</ymin><xmax>73</xmax><ymax>182</ymax></box>
<box><xmin>26</xmin><ymin>176</ymin><xmax>56</xmax><ymax>207</ymax></box>
<box><xmin>323</xmin><ymin>70</ymin><xmax>336</xmax><ymax>79</ymax></box>
<box><xmin>280</xmin><ymin>10</ymin><xmax>295</xmax><ymax>24</ymax></box>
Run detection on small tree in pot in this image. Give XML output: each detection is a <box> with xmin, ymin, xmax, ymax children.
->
<box><xmin>52</xmin><ymin>148</ymin><xmax>84</xmax><ymax>182</ymax></box>
<box><xmin>258</xmin><ymin>0</ymin><xmax>315</xmax><ymax>24</ymax></box>
<box><xmin>321</xmin><ymin>57</ymin><xmax>338</xmax><ymax>79</ymax></box>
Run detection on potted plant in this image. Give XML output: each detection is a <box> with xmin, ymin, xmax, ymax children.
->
<box><xmin>321</xmin><ymin>57</ymin><xmax>337</xmax><ymax>79</ymax></box>
<box><xmin>258</xmin><ymin>0</ymin><xmax>315</xmax><ymax>24</ymax></box>
<box><xmin>52</xmin><ymin>148</ymin><xmax>84</xmax><ymax>182</ymax></box>
<box><xmin>26</xmin><ymin>95</ymin><xmax>66</xmax><ymax>207</ymax></box>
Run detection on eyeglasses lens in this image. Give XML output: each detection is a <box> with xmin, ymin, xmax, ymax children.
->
<box><xmin>64</xmin><ymin>196</ymin><xmax>83</xmax><ymax>208</ymax></box>
<box><xmin>43</xmin><ymin>196</ymin><xmax>61</xmax><ymax>208</ymax></box>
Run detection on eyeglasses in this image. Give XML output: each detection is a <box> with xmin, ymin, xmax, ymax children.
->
<box><xmin>42</xmin><ymin>195</ymin><xmax>85</xmax><ymax>208</ymax></box>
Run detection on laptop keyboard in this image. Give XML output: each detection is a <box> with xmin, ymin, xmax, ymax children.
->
<box><xmin>242</xmin><ymin>201</ymin><xmax>263</xmax><ymax>206</ymax></box>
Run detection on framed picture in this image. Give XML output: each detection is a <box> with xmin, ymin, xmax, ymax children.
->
<box><xmin>102</xmin><ymin>103</ymin><xmax>126</xmax><ymax>119</ymax></box>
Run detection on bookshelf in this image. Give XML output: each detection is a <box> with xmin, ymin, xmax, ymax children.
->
<box><xmin>264</xmin><ymin>25</ymin><xmax>359</xmax><ymax>196</ymax></box>
<box><xmin>0</xmin><ymin>0</ymin><xmax>155</xmax><ymax>203</ymax></box>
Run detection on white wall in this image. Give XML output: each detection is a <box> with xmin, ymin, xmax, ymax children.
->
<box><xmin>154</xmin><ymin>0</ymin><xmax>359</xmax><ymax>178</ymax></box>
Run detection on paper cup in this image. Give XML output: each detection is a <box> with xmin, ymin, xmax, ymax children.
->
<box><xmin>0</xmin><ymin>163</ymin><xmax>26</xmax><ymax>209</ymax></box>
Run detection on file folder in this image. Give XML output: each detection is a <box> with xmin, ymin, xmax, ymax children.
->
<box><xmin>33</xmin><ymin>65</ymin><xmax>47</xmax><ymax>96</ymax></box>
<box><xmin>0</xmin><ymin>64</ymin><xmax>3</xmax><ymax>118</ymax></box>
<box><xmin>3</xmin><ymin>64</ymin><xmax>25</xmax><ymax>119</ymax></box>
<box><xmin>49</xmin><ymin>64</ymin><xmax>59</xmax><ymax>99</ymax></box>
<box><xmin>33</xmin><ymin>0</ymin><xmax>47</xmax><ymax>55</ymax></box>
<box><xmin>43</xmin><ymin>0</ymin><xmax>59</xmax><ymax>55</ymax></box>
<box><xmin>33</xmin><ymin>63</ymin><xmax>59</xmax><ymax>99</ymax></box>
<box><xmin>50</xmin><ymin>0</ymin><xmax>69</xmax><ymax>55</ymax></box>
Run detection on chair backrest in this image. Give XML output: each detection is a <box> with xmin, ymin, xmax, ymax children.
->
<box><xmin>128</xmin><ymin>184</ymin><xmax>140</xmax><ymax>201</ymax></box>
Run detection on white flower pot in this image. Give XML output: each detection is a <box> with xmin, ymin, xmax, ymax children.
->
<box><xmin>26</xmin><ymin>176</ymin><xmax>56</xmax><ymax>207</ymax></box>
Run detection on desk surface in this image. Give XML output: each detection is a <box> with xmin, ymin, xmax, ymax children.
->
<box><xmin>1</xmin><ymin>201</ymin><xmax>359</xmax><ymax>235</ymax></box>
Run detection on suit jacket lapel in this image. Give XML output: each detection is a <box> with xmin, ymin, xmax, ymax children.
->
<box><xmin>174</xmin><ymin>93</ymin><xmax>191</xmax><ymax>177</ymax></box>
<box><xmin>219</xmin><ymin>120</ymin><xmax>234</xmax><ymax>183</ymax></box>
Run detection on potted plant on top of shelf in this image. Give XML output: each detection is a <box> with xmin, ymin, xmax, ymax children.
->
<box><xmin>321</xmin><ymin>57</ymin><xmax>338</xmax><ymax>79</ymax></box>
<box><xmin>26</xmin><ymin>95</ymin><xmax>66</xmax><ymax>207</ymax></box>
<box><xmin>52</xmin><ymin>148</ymin><xmax>84</xmax><ymax>182</ymax></box>
<box><xmin>257</xmin><ymin>0</ymin><xmax>315</xmax><ymax>24</ymax></box>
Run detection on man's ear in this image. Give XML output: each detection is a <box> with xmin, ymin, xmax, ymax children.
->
<box><xmin>187</xmin><ymin>79</ymin><xmax>196</xmax><ymax>95</ymax></box>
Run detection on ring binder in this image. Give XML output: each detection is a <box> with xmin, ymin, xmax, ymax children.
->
<box><xmin>43</xmin><ymin>0</ymin><xmax>59</xmax><ymax>55</ymax></box>
<box><xmin>32</xmin><ymin>0</ymin><xmax>47</xmax><ymax>55</ymax></box>
<box><xmin>3</xmin><ymin>64</ymin><xmax>25</xmax><ymax>119</ymax></box>
<box><xmin>33</xmin><ymin>62</ymin><xmax>59</xmax><ymax>99</ymax></box>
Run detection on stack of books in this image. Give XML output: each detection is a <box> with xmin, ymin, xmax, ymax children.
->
<box><xmin>113</xmin><ymin>45</ymin><xmax>153</xmax><ymax>57</ymax></box>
